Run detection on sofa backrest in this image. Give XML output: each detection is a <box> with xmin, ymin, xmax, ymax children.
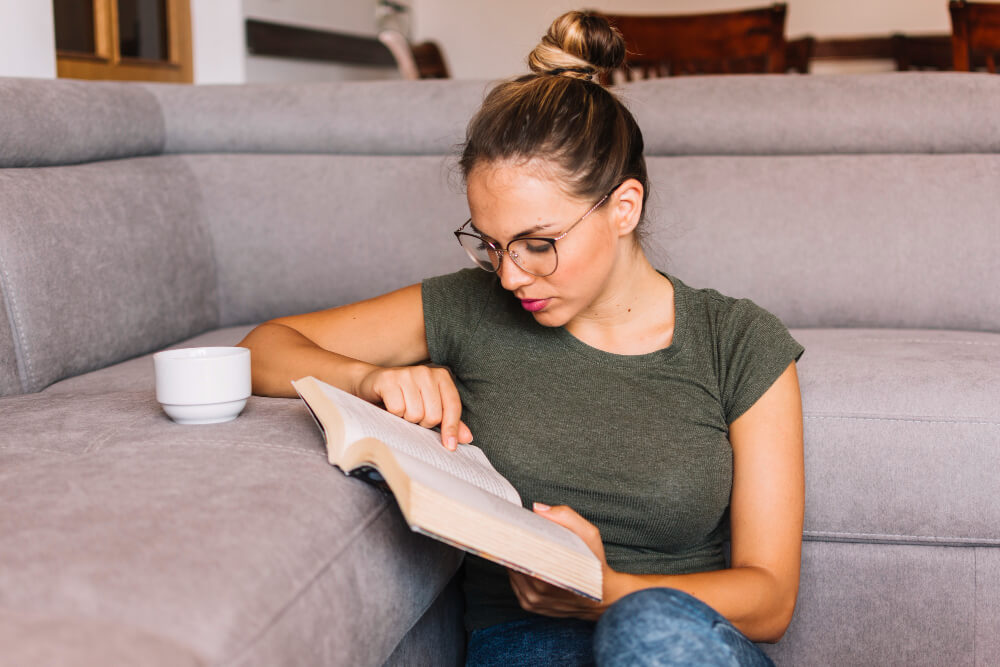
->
<box><xmin>1</xmin><ymin>73</ymin><xmax>999</xmax><ymax>395</ymax></box>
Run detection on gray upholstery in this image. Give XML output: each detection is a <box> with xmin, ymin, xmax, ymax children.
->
<box><xmin>2</xmin><ymin>72</ymin><xmax>999</xmax><ymax>665</ymax></box>
<box><xmin>624</xmin><ymin>72</ymin><xmax>1000</xmax><ymax>155</ymax></box>
<box><xmin>0</xmin><ymin>158</ymin><xmax>218</xmax><ymax>394</ymax></box>
<box><xmin>0</xmin><ymin>358</ymin><xmax>462</xmax><ymax>665</ymax></box>
<box><xmin>646</xmin><ymin>155</ymin><xmax>1000</xmax><ymax>331</ymax></box>
<box><xmin>142</xmin><ymin>79</ymin><xmax>487</xmax><ymax>157</ymax></box>
<box><xmin>182</xmin><ymin>154</ymin><xmax>469</xmax><ymax>326</ymax></box>
<box><xmin>0</xmin><ymin>78</ymin><xmax>165</xmax><ymax>168</ymax></box>
<box><xmin>0</xmin><ymin>287</ymin><xmax>20</xmax><ymax>395</ymax></box>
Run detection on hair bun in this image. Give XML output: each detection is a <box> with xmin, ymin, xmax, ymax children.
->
<box><xmin>527</xmin><ymin>11</ymin><xmax>625</xmax><ymax>81</ymax></box>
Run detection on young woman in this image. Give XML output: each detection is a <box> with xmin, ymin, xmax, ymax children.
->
<box><xmin>241</xmin><ymin>11</ymin><xmax>804</xmax><ymax>667</ymax></box>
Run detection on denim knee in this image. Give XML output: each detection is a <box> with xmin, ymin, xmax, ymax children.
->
<box><xmin>593</xmin><ymin>588</ymin><xmax>773</xmax><ymax>667</ymax></box>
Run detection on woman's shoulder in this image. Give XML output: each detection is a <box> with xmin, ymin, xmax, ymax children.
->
<box><xmin>669</xmin><ymin>274</ymin><xmax>774</xmax><ymax>326</ymax></box>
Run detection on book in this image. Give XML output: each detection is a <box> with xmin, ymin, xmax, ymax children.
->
<box><xmin>291</xmin><ymin>375</ymin><xmax>603</xmax><ymax>601</ymax></box>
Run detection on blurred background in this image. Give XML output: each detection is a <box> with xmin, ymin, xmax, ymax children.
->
<box><xmin>0</xmin><ymin>0</ymin><xmax>982</xmax><ymax>84</ymax></box>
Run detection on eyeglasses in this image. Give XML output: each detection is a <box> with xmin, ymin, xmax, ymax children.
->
<box><xmin>454</xmin><ymin>183</ymin><xmax>620</xmax><ymax>278</ymax></box>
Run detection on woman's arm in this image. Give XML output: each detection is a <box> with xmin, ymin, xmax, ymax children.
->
<box><xmin>238</xmin><ymin>283</ymin><xmax>472</xmax><ymax>449</ymax></box>
<box><xmin>509</xmin><ymin>362</ymin><xmax>804</xmax><ymax>642</ymax></box>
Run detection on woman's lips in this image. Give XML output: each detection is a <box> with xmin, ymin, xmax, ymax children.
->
<box><xmin>520</xmin><ymin>298</ymin><xmax>549</xmax><ymax>312</ymax></box>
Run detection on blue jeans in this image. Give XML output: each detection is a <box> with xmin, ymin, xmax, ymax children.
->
<box><xmin>466</xmin><ymin>588</ymin><xmax>775</xmax><ymax>667</ymax></box>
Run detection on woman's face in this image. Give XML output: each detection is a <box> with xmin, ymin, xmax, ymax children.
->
<box><xmin>466</xmin><ymin>161</ymin><xmax>635</xmax><ymax>328</ymax></box>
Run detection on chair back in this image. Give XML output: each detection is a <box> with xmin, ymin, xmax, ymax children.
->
<box><xmin>950</xmin><ymin>0</ymin><xmax>1000</xmax><ymax>72</ymax></box>
<box><xmin>597</xmin><ymin>4</ymin><xmax>787</xmax><ymax>81</ymax></box>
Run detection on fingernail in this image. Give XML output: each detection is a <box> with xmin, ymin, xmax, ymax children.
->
<box><xmin>533</xmin><ymin>502</ymin><xmax>551</xmax><ymax>512</ymax></box>
<box><xmin>447</xmin><ymin>436</ymin><xmax>457</xmax><ymax>450</ymax></box>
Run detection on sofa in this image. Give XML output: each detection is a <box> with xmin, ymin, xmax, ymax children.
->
<box><xmin>1</xmin><ymin>72</ymin><xmax>998</xmax><ymax>666</ymax></box>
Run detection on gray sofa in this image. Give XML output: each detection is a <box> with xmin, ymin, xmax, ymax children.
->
<box><xmin>1</xmin><ymin>72</ymin><xmax>998</xmax><ymax>666</ymax></box>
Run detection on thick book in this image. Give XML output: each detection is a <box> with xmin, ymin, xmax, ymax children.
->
<box><xmin>291</xmin><ymin>375</ymin><xmax>603</xmax><ymax>601</ymax></box>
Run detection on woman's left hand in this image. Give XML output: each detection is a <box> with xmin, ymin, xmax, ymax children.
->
<box><xmin>507</xmin><ymin>503</ymin><xmax>622</xmax><ymax>621</ymax></box>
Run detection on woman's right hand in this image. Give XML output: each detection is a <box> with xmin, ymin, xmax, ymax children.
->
<box><xmin>355</xmin><ymin>365</ymin><xmax>473</xmax><ymax>451</ymax></box>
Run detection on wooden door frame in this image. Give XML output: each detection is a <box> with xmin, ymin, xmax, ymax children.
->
<box><xmin>57</xmin><ymin>0</ymin><xmax>192</xmax><ymax>83</ymax></box>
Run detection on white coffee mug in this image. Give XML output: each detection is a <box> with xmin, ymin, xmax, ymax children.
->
<box><xmin>153</xmin><ymin>347</ymin><xmax>251</xmax><ymax>425</ymax></box>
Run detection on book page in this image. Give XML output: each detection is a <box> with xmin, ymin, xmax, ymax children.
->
<box><xmin>399</xmin><ymin>450</ymin><xmax>595</xmax><ymax>557</ymax></box>
<box><xmin>312</xmin><ymin>379</ymin><xmax>521</xmax><ymax>506</ymax></box>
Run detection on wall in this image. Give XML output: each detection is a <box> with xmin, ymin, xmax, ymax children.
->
<box><xmin>411</xmin><ymin>0</ymin><xmax>953</xmax><ymax>79</ymax></box>
<box><xmin>0</xmin><ymin>0</ymin><xmax>56</xmax><ymax>78</ymax></box>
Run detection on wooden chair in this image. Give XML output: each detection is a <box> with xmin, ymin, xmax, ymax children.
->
<box><xmin>949</xmin><ymin>0</ymin><xmax>1000</xmax><ymax>72</ymax></box>
<box><xmin>595</xmin><ymin>4</ymin><xmax>787</xmax><ymax>81</ymax></box>
<box><xmin>378</xmin><ymin>30</ymin><xmax>450</xmax><ymax>80</ymax></box>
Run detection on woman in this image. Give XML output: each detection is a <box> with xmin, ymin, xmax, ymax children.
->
<box><xmin>241</xmin><ymin>11</ymin><xmax>804</xmax><ymax>667</ymax></box>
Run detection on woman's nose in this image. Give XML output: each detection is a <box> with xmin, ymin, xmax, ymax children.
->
<box><xmin>497</xmin><ymin>254</ymin><xmax>534</xmax><ymax>291</ymax></box>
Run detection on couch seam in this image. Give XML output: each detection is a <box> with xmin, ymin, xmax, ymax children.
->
<box><xmin>216</xmin><ymin>499</ymin><xmax>394</xmax><ymax>667</ymax></box>
<box><xmin>851</xmin><ymin>337</ymin><xmax>1000</xmax><ymax>346</ymax></box>
<box><xmin>804</xmin><ymin>530</ymin><xmax>1000</xmax><ymax>546</ymax></box>
<box><xmin>0</xmin><ymin>247</ymin><xmax>33</xmax><ymax>393</ymax></box>
<box><xmin>974</xmin><ymin>547</ymin><xmax>979</xmax><ymax>666</ymax></box>
<box><xmin>804</xmin><ymin>413</ymin><xmax>999</xmax><ymax>426</ymax></box>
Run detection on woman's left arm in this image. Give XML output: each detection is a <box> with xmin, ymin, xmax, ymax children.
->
<box><xmin>509</xmin><ymin>362</ymin><xmax>804</xmax><ymax>643</ymax></box>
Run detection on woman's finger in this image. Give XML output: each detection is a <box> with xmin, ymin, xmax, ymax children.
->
<box><xmin>437</xmin><ymin>372</ymin><xmax>467</xmax><ymax>450</ymax></box>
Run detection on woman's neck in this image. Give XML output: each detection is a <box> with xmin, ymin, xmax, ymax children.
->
<box><xmin>564</xmin><ymin>249</ymin><xmax>676</xmax><ymax>355</ymax></box>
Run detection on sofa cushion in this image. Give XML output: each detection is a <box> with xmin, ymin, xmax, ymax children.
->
<box><xmin>0</xmin><ymin>328</ymin><xmax>463</xmax><ymax>665</ymax></box>
<box><xmin>0</xmin><ymin>156</ymin><xmax>219</xmax><ymax>396</ymax></box>
<box><xmin>646</xmin><ymin>155</ymin><xmax>1000</xmax><ymax>332</ymax></box>
<box><xmin>794</xmin><ymin>328</ymin><xmax>1000</xmax><ymax>547</ymax></box>
<box><xmin>180</xmin><ymin>154</ymin><xmax>470</xmax><ymax>327</ymax></box>
<box><xmin>0</xmin><ymin>78</ymin><xmax>165</xmax><ymax>169</ymax></box>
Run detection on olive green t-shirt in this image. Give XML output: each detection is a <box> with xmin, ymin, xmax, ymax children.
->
<box><xmin>421</xmin><ymin>269</ymin><xmax>804</xmax><ymax>631</ymax></box>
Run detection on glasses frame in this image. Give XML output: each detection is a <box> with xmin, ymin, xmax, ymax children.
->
<box><xmin>454</xmin><ymin>182</ymin><xmax>622</xmax><ymax>278</ymax></box>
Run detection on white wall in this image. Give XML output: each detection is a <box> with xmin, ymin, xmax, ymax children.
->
<box><xmin>0</xmin><ymin>0</ymin><xmax>56</xmax><ymax>78</ymax></box>
<box><xmin>191</xmin><ymin>0</ymin><xmax>246</xmax><ymax>83</ymax></box>
<box><xmin>411</xmin><ymin>0</ymin><xmax>953</xmax><ymax>80</ymax></box>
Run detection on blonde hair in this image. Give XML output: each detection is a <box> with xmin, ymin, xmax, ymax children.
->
<box><xmin>460</xmin><ymin>11</ymin><xmax>648</xmax><ymax>221</ymax></box>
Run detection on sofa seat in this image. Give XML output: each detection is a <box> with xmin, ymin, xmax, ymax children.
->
<box><xmin>793</xmin><ymin>327</ymin><xmax>999</xmax><ymax>546</ymax></box>
<box><xmin>770</xmin><ymin>327</ymin><xmax>1000</xmax><ymax>665</ymax></box>
<box><xmin>0</xmin><ymin>326</ymin><xmax>464</xmax><ymax>666</ymax></box>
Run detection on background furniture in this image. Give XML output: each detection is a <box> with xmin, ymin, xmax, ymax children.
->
<box><xmin>950</xmin><ymin>0</ymin><xmax>1000</xmax><ymax>71</ymax></box>
<box><xmin>2</xmin><ymin>73</ymin><xmax>1000</xmax><ymax>665</ymax></box>
<box><xmin>596</xmin><ymin>4</ymin><xmax>787</xmax><ymax>80</ymax></box>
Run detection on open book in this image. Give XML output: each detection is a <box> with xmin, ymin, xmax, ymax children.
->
<box><xmin>291</xmin><ymin>375</ymin><xmax>603</xmax><ymax>601</ymax></box>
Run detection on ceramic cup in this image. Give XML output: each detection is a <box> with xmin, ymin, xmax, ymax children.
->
<box><xmin>153</xmin><ymin>347</ymin><xmax>251</xmax><ymax>425</ymax></box>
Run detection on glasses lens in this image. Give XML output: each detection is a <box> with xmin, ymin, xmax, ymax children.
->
<box><xmin>509</xmin><ymin>239</ymin><xmax>557</xmax><ymax>277</ymax></box>
<box><xmin>457</xmin><ymin>233</ymin><xmax>500</xmax><ymax>272</ymax></box>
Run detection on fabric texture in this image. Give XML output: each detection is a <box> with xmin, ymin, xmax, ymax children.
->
<box><xmin>0</xmin><ymin>77</ymin><xmax>165</xmax><ymax>168</ymax></box>
<box><xmin>0</xmin><ymin>287</ymin><xmax>20</xmax><ymax>395</ymax></box>
<box><xmin>763</xmin><ymin>541</ymin><xmax>976</xmax><ymax>666</ymax></box>
<box><xmin>0</xmin><ymin>156</ymin><xmax>219</xmax><ymax>394</ymax></box>
<box><xmin>792</xmin><ymin>328</ymin><xmax>1000</xmax><ymax>546</ymax></box>
<box><xmin>644</xmin><ymin>154</ymin><xmax>1000</xmax><ymax>332</ymax></box>
<box><xmin>181</xmin><ymin>154</ymin><xmax>470</xmax><ymax>327</ymax></box>
<box><xmin>422</xmin><ymin>269</ymin><xmax>803</xmax><ymax>631</ymax></box>
<box><xmin>624</xmin><ymin>72</ymin><xmax>1000</xmax><ymax>156</ymax></box>
<box><xmin>142</xmin><ymin>79</ymin><xmax>488</xmax><ymax>157</ymax></box>
<box><xmin>0</xmin><ymin>334</ymin><xmax>463</xmax><ymax>665</ymax></box>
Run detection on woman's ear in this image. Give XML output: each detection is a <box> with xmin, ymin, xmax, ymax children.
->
<box><xmin>611</xmin><ymin>179</ymin><xmax>644</xmax><ymax>237</ymax></box>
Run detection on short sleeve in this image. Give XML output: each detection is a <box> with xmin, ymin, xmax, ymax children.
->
<box><xmin>421</xmin><ymin>268</ymin><xmax>498</xmax><ymax>367</ymax></box>
<box><xmin>718</xmin><ymin>299</ymin><xmax>804</xmax><ymax>424</ymax></box>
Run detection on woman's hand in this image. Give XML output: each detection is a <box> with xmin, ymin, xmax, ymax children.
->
<box><xmin>355</xmin><ymin>364</ymin><xmax>473</xmax><ymax>450</ymax></box>
<box><xmin>508</xmin><ymin>504</ymin><xmax>622</xmax><ymax>621</ymax></box>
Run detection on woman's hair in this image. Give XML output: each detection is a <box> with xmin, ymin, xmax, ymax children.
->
<box><xmin>460</xmin><ymin>11</ymin><xmax>649</xmax><ymax>227</ymax></box>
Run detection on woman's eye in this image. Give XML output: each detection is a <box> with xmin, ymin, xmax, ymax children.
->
<box><xmin>523</xmin><ymin>241</ymin><xmax>552</xmax><ymax>254</ymax></box>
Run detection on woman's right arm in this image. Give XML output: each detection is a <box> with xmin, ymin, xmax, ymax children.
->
<box><xmin>238</xmin><ymin>283</ymin><xmax>472</xmax><ymax>449</ymax></box>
